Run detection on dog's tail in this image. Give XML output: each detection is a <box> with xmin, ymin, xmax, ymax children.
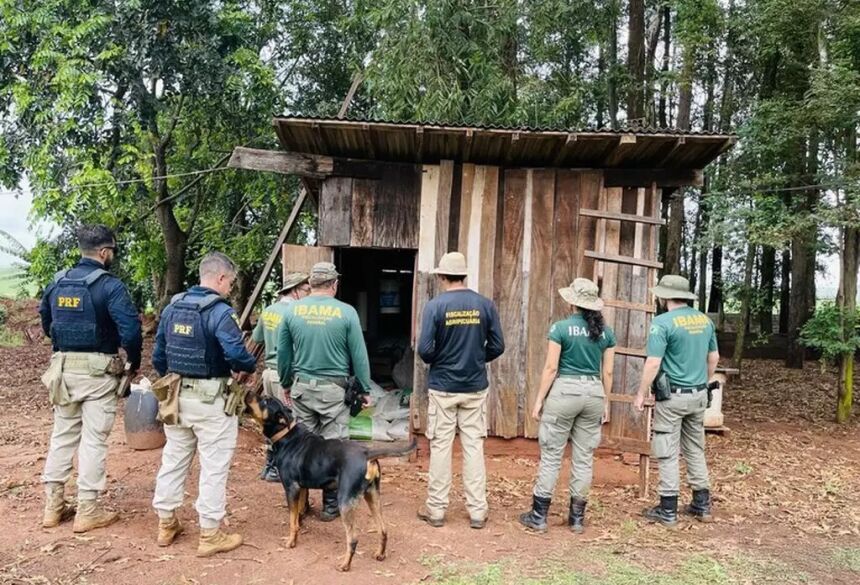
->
<box><xmin>365</xmin><ymin>438</ymin><xmax>417</xmax><ymax>460</ymax></box>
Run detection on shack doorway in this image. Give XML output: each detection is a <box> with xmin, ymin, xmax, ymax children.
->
<box><xmin>334</xmin><ymin>248</ymin><xmax>416</xmax><ymax>385</ymax></box>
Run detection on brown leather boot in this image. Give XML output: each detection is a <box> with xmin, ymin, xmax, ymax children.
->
<box><xmin>42</xmin><ymin>483</ymin><xmax>75</xmax><ymax>528</ymax></box>
<box><xmin>73</xmin><ymin>499</ymin><xmax>119</xmax><ymax>533</ymax></box>
<box><xmin>197</xmin><ymin>528</ymin><xmax>243</xmax><ymax>557</ymax></box>
<box><xmin>157</xmin><ymin>514</ymin><xmax>184</xmax><ymax>547</ymax></box>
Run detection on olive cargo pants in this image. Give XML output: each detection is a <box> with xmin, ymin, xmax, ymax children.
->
<box><xmin>652</xmin><ymin>391</ymin><xmax>710</xmax><ymax>496</ymax></box>
<box><xmin>152</xmin><ymin>381</ymin><xmax>238</xmax><ymax>530</ymax></box>
<box><xmin>425</xmin><ymin>389</ymin><xmax>489</xmax><ymax>522</ymax></box>
<box><xmin>291</xmin><ymin>379</ymin><xmax>350</xmax><ymax>439</ymax></box>
<box><xmin>533</xmin><ymin>377</ymin><xmax>604</xmax><ymax>500</ymax></box>
<box><xmin>261</xmin><ymin>368</ymin><xmax>286</xmax><ymax>403</ymax></box>
<box><xmin>42</xmin><ymin>353</ymin><xmax>119</xmax><ymax>500</ymax></box>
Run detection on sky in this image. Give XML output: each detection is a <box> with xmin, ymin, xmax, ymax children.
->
<box><xmin>0</xmin><ymin>185</ymin><xmax>56</xmax><ymax>268</ymax></box>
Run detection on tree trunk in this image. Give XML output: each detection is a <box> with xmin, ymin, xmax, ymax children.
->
<box><xmin>643</xmin><ymin>6</ymin><xmax>663</xmax><ymax>125</ymax></box>
<box><xmin>837</xmin><ymin>225</ymin><xmax>859</xmax><ymax>422</ymax></box>
<box><xmin>759</xmin><ymin>246</ymin><xmax>776</xmax><ymax>334</ymax></box>
<box><xmin>663</xmin><ymin>190</ymin><xmax>683</xmax><ymax>276</ymax></box>
<box><xmin>676</xmin><ymin>45</ymin><xmax>695</xmax><ymax>132</ymax></box>
<box><xmin>658</xmin><ymin>3</ymin><xmax>671</xmax><ymax>128</ymax></box>
<box><xmin>152</xmin><ymin>143</ymin><xmax>188</xmax><ymax>307</ymax></box>
<box><xmin>626</xmin><ymin>0</ymin><xmax>646</xmax><ymax>123</ymax></box>
<box><xmin>786</xmin><ymin>236</ymin><xmax>813</xmax><ymax>368</ymax></box>
<box><xmin>597</xmin><ymin>43</ymin><xmax>606</xmax><ymax>128</ymax></box>
<box><xmin>779</xmin><ymin>249</ymin><xmax>791</xmax><ymax>333</ymax></box>
<box><xmin>733</xmin><ymin>243</ymin><xmax>756</xmax><ymax>368</ymax></box>
<box><xmin>708</xmin><ymin>245</ymin><xmax>723</xmax><ymax>315</ymax></box>
<box><xmin>608</xmin><ymin>1</ymin><xmax>619</xmax><ymax>129</ymax></box>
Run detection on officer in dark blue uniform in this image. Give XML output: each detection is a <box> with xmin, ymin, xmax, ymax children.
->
<box><xmin>39</xmin><ymin>224</ymin><xmax>142</xmax><ymax>533</ymax></box>
<box><xmin>151</xmin><ymin>251</ymin><xmax>257</xmax><ymax>557</ymax></box>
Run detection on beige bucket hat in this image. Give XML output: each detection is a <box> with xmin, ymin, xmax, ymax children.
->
<box><xmin>559</xmin><ymin>278</ymin><xmax>604</xmax><ymax>311</ymax></box>
<box><xmin>431</xmin><ymin>252</ymin><xmax>468</xmax><ymax>276</ymax></box>
<box><xmin>278</xmin><ymin>272</ymin><xmax>309</xmax><ymax>294</ymax></box>
<box><xmin>651</xmin><ymin>274</ymin><xmax>697</xmax><ymax>300</ymax></box>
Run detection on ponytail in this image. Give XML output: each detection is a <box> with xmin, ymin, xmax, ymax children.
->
<box><xmin>581</xmin><ymin>308</ymin><xmax>605</xmax><ymax>342</ymax></box>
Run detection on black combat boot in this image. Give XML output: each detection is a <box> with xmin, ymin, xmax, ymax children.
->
<box><xmin>320</xmin><ymin>488</ymin><xmax>340</xmax><ymax>522</ymax></box>
<box><xmin>568</xmin><ymin>497</ymin><xmax>587</xmax><ymax>534</ymax></box>
<box><xmin>259</xmin><ymin>447</ymin><xmax>279</xmax><ymax>482</ymax></box>
<box><xmin>643</xmin><ymin>495</ymin><xmax>678</xmax><ymax>528</ymax></box>
<box><xmin>685</xmin><ymin>489</ymin><xmax>713</xmax><ymax>522</ymax></box>
<box><xmin>518</xmin><ymin>495</ymin><xmax>551</xmax><ymax>533</ymax></box>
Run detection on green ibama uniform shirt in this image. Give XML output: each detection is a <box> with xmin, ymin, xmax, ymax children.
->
<box><xmin>276</xmin><ymin>295</ymin><xmax>372</xmax><ymax>391</ymax></box>
<box><xmin>646</xmin><ymin>306</ymin><xmax>718</xmax><ymax>387</ymax></box>
<box><xmin>251</xmin><ymin>299</ymin><xmax>295</xmax><ymax>370</ymax></box>
<box><xmin>548</xmin><ymin>314</ymin><xmax>617</xmax><ymax>376</ymax></box>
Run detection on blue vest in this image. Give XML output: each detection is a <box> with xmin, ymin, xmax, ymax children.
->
<box><xmin>49</xmin><ymin>268</ymin><xmax>108</xmax><ymax>351</ymax></box>
<box><xmin>164</xmin><ymin>292</ymin><xmax>227</xmax><ymax>378</ymax></box>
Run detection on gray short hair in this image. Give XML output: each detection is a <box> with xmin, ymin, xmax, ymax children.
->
<box><xmin>199</xmin><ymin>251</ymin><xmax>237</xmax><ymax>280</ymax></box>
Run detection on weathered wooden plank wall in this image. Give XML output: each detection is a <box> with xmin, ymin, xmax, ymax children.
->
<box><xmin>410</xmin><ymin>163</ymin><xmax>455</xmax><ymax>434</ymax></box>
<box><xmin>318</xmin><ymin>163</ymin><xmax>421</xmax><ymax>249</ymax></box>
<box><xmin>404</xmin><ymin>164</ymin><xmax>660</xmax><ymax>450</ymax></box>
<box><xmin>281</xmin><ymin>244</ymin><xmax>334</xmax><ymax>276</ymax></box>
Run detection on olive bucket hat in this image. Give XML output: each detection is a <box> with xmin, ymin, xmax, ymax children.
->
<box><xmin>558</xmin><ymin>278</ymin><xmax>604</xmax><ymax>311</ymax></box>
<box><xmin>309</xmin><ymin>262</ymin><xmax>340</xmax><ymax>286</ymax></box>
<box><xmin>278</xmin><ymin>271</ymin><xmax>309</xmax><ymax>295</ymax></box>
<box><xmin>651</xmin><ymin>274</ymin><xmax>697</xmax><ymax>300</ymax></box>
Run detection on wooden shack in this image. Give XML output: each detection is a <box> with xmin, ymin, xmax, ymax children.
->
<box><xmin>230</xmin><ymin>117</ymin><xmax>735</xmax><ymax>493</ymax></box>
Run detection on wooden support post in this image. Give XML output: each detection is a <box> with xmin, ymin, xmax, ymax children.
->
<box><xmin>238</xmin><ymin>188</ymin><xmax>308</xmax><ymax>330</ymax></box>
<box><xmin>639</xmin><ymin>454</ymin><xmax>650</xmax><ymax>498</ymax></box>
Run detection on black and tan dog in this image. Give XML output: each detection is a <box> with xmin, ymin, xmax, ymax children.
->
<box><xmin>245</xmin><ymin>394</ymin><xmax>416</xmax><ymax>572</ymax></box>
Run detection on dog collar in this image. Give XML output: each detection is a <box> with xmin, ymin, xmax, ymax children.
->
<box><xmin>269</xmin><ymin>422</ymin><xmax>296</xmax><ymax>445</ymax></box>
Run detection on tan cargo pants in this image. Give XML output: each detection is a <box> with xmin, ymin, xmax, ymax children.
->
<box><xmin>425</xmin><ymin>389</ymin><xmax>488</xmax><ymax>521</ymax></box>
<box><xmin>152</xmin><ymin>380</ymin><xmax>238</xmax><ymax>530</ymax></box>
<box><xmin>652</xmin><ymin>391</ymin><xmax>710</xmax><ymax>496</ymax></box>
<box><xmin>261</xmin><ymin>368</ymin><xmax>286</xmax><ymax>403</ymax></box>
<box><xmin>291</xmin><ymin>378</ymin><xmax>350</xmax><ymax>439</ymax></box>
<box><xmin>533</xmin><ymin>377</ymin><xmax>604</xmax><ymax>500</ymax></box>
<box><xmin>42</xmin><ymin>353</ymin><xmax>119</xmax><ymax>500</ymax></box>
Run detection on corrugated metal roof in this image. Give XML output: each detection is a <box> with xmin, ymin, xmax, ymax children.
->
<box><xmin>272</xmin><ymin>115</ymin><xmax>736</xmax><ymax>170</ymax></box>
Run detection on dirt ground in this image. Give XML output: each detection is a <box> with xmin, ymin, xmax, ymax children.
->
<box><xmin>1</xmin><ymin>299</ymin><xmax>859</xmax><ymax>585</ymax></box>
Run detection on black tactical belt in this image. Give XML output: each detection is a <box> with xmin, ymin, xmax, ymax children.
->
<box><xmin>670</xmin><ymin>384</ymin><xmax>707</xmax><ymax>394</ymax></box>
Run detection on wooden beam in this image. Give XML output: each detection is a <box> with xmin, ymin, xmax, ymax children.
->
<box><xmin>337</xmin><ymin>72</ymin><xmax>363</xmax><ymax>119</ymax></box>
<box><xmin>614</xmin><ymin>346</ymin><xmax>648</xmax><ymax>358</ymax></box>
<box><xmin>599</xmin><ymin>436</ymin><xmax>651</xmax><ymax>455</ymax></box>
<box><xmin>229</xmin><ymin>147</ymin><xmax>333</xmax><ymax>178</ymax></box>
<box><xmin>602</xmin><ymin>135</ymin><xmax>639</xmax><ymax>166</ymax></box>
<box><xmin>552</xmin><ymin>133</ymin><xmax>578</xmax><ymax>166</ymax></box>
<box><xmin>238</xmin><ymin>188</ymin><xmax>308</xmax><ymax>330</ymax></box>
<box><xmin>584</xmin><ymin>250</ymin><xmax>663</xmax><ymax>269</ymax></box>
<box><xmin>415</xmin><ymin>127</ymin><xmax>425</xmax><ymax>163</ymax></box>
<box><xmin>603</xmin><ymin>168</ymin><xmax>704</xmax><ymax>188</ymax></box>
<box><xmin>362</xmin><ymin>123</ymin><xmax>378</xmax><ymax>159</ymax></box>
<box><xmin>229</xmin><ymin>146</ymin><xmax>391</xmax><ymax>180</ymax></box>
<box><xmin>602</xmin><ymin>298</ymin><xmax>656</xmax><ymax>313</ymax></box>
<box><xmin>654</xmin><ymin>136</ymin><xmax>686</xmax><ymax>166</ymax></box>
<box><xmin>463</xmin><ymin>128</ymin><xmax>474</xmax><ymax>162</ymax></box>
<box><xmin>504</xmin><ymin>132</ymin><xmax>522</xmax><ymax>165</ymax></box>
<box><xmin>579</xmin><ymin>208</ymin><xmax>666</xmax><ymax>225</ymax></box>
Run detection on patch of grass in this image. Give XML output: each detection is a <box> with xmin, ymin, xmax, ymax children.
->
<box><xmin>424</xmin><ymin>552</ymin><xmax>809</xmax><ymax>585</ymax></box>
<box><xmin>821</xmin><ymin>476</ymin><xmax>844</xmax><ymax>497</ymax></box>
<box><xmin>734</xmin><ymin>461</ymin><xmax>753</xmax><ymax>476</ymax></box>
<box><xmin>0</xmin><ymin>267</ymin><xmax>35</xmax><ymax>299</ymax></box>
<box><xmin>0</xmin><ymin>326</ymin><xmax>23</xmax><ymax>348</ymax></box>
<box><xmin>831</xmin><ymin>547</ymin><xmax>860</xmax><ymax>572</ymax></box>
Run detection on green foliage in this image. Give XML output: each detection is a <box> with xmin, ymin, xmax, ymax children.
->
<box><xmin>799</xmin><ymin>302</ymin><xmax>860</xmax><ymax>364</ymax></box>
